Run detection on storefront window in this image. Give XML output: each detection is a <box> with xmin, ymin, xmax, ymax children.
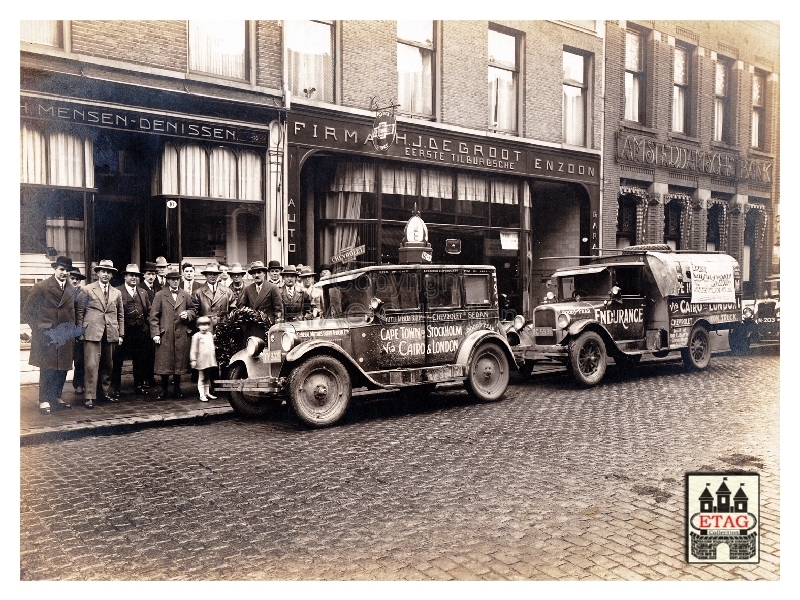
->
<box><xmin>419</xmin><ymin>169</ymin><xmax>455</xmax><ymax>224</ymax></box>
<box><xmin>181</xmin><ymin>200</ymin><xmax>264</xmax><ymax>267</ymax></box>
<box><xmin>21</xmin><ymin>188</ymin><xmax>85</xmax><ymax>262</ymax></box>
<box><xmin>20</xmin><ymin>125</ymin><xmax>94</xmax><ymax>188</ymax></box>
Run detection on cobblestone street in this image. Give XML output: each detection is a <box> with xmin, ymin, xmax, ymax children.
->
<box><xmin>20</xmin><ymin>350</ymin><xmax>779</xmax><ymax>581</ymax></box>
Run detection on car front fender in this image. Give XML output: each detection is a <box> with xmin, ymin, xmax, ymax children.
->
<box><xmin>455</xmin><ymin>330</ymin><xmax>518</xmax><ymax>371</ymax></box>
<box><xmin>283</xmin><ymin>339</ymin><xmax>386</xmax><ymax>387</ymax></box>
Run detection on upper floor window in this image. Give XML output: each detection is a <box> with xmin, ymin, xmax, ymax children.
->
<box><xmin>488</xmin><ymin>27</ymin><xmax>518</xmax><ymax>133</ymax></box>
<box><xmin>664</xmin><ymin>201</ymin><xmax>682</xmax><ymax>250</ymax></box>
<box><xmin>672</xmin><ymin>44</ymin><xmax>691</xmax><ymax>134</ymax></box>
<box><xmin>189</xmin><ymin>20</ymin><xmax>246</xmax><ymax>80</ymax></box>
<box><xmin>20</xmin><ymin>20</ymin><xmax>62</xmax><ymax>47</ymax></box>
<box><xmin>616</xmin><ymin>196</ymin><xmax>638</xmax><ymax>249</ymax></box>
<box><xmin>625</xmin><ymin>30</ymin><xmax>645</xmax><ymax>123</ymax></box>
<box><xmin>714</xmin><ymin>57</ymin><xmax>733</xmax><ymax>143</ymax></box>
<box><xmin>751</xmin><ymin>71</ymin><xmax>766</xmax><ymax>149</ymax></box>
<box><xmin>285</xmin><ymin>20</ymin><xmax>334</xmax><ymax>102</ymax></box>
<box><xmin>563</xmin><ymin>50</ymin><xmax>588</xmax><ymax>146</ymax></box>
<box><xmin>397</xmin><ymin>21</ymin><xmax>435</xmax><ymax>118</ymax></box>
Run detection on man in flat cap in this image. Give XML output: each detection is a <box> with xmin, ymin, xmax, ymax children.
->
<box><xmin>22</xmin><ymin>256</ymin><xmax>85</xmax><ymax>414</ymax></box>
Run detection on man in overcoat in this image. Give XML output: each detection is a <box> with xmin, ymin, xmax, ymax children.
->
<box><xmin>140</xmin><ymin>261</ymin><xmax>159</xmax><ymax>389</ymax></box>
<box><xmin>240</xmin><ymin>261</ymin><xmax>283</xmax><ymax>325</ymax></box>
<box><xmin>149</xmin><ymin>266</ymin><xmax>192</xmax><ymax>400</ymax></box>
<box><xmin>188</xmin><ymin>262</ymin><xmax>236</xmax><ymax>330</ymax></box>
<box><xmin>111</xmin><ymin>264</ymin><xmax>152</xmax><ymax>397</ymax></box>
<box><xmin>22</xmin><ymin>255</ymin><xmax>85</xmax><ymax>414</ymax></box>
<box><xmin>81</xmin><ymin>259</ymin><xmax>125</xmax><ymax>409</ymax></box>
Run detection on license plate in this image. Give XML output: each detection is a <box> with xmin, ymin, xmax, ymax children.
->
<box><xmin>533</xmin><ymin>327</ymin><xmax>553</xmax><ymax>336</ymax></box>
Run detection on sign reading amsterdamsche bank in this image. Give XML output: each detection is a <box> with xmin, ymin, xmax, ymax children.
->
<box><xmin>289</xmin><ymin>113</ymin><xmax>599</xmax><ymax>186</ymax></box>
<box><xmin>21</xmin><ymin>96</ymin><xmax>270</xmax><ymax>146</ymax></box>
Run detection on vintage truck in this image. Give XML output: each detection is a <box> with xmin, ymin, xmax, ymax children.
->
<box><xmin>729</xmin><ymin>274</ymin><xmax>780</xmax><ymax>354</ymax></box>
<box><xmin>214</xmin><ymin>264</ymin><xmax>516</xmax><ymax>427</ymax></box>
<box><xmin>518</xmin><ymin>244</ymin><xmax>742</xmax><ymax>385</ymax></box>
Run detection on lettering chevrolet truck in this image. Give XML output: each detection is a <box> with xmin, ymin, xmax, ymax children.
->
<box><xmin>520</xmin><ymin>245</ymin><xmax>742</xmax><ymax>386</ymax></box>
<box><xmin>215</xmin><ymin>265</ymin><xmax>515</xmax><ymax>427</ymax></box>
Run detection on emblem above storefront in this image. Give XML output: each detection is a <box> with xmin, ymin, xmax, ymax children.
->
<box><xmin>370</xmin><ymin>96</ymin><xmax>399</xmax><ymax>152</ymax></box>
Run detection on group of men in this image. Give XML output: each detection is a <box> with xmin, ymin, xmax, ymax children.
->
<box><xmin>22</xmin><ymin>254</ymin><xmax>334</xmax><ymax>415</ymax></box>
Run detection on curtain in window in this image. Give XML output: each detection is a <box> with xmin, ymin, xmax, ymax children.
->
<box><xmin>489</xmin><ymin>67</ymin><xmax>516</xmax><ymax>131</ymax></box>
<box><xmin>751</xmin><ymin>109</ymin><xmax>761</xmax><ymax>148</ymax></box>
<box><xmin>46</xmin><ymin>218</ymin><xmax>85</xmax><ymax>262</ymax></box>
<box><xmin>286</xmin><ymin>21</ymin><xmax>334</xmax><ymax>102</ymax></box>
<box><xmin>672</xmin><ymin>86</ymin><xmax>686</xmax><ymax>133</ymax></box>
<box><xmin>397</xmin><ymin>44</ymin><xmax>433</xmax><ymax>116</ymax></box>
<box><xmin>179</xmin><ymin>145</ymin><xmax>208</xmax><ymax>197</ymax></box>
<box><xmin>563</xmin><ymin>85</ymin><xmax>585</xmax><ymax>145</ymax></box>
<box><xmin>49</xmin><ymin>132</ymin><xmax>85</xmax><ymax>187</ymax></box>
<box><xmin>20</xmin><ymin>125</ymin><xmax>47</xmax><ymax>184</ymax></box>
<box><xmin>239</xmin><ymin>151</ymin><xmax>263</xmax><ymax>200</ymax></box>
<box><xmin>714</xmin><ymin>99</ymin><xmax>725</xmax><ymax>142</ymax></box>
<box><xmin>490</xmin><ymin>180</ymin><xmax>517</xmax><ymax>205</ymax></box>
<box><xmin>457</xmin><ymin>173</ymin><xmax>487</xmax><ymax>202</ymax></box>
<box><xmin>155</xmin><ymin>143</ymin><xmax>179</xmax><ymax>195</ymax></box>
<box><xmin>625</xmin><ymin>72</ymin><xmax>640</xmax><ymax>122</ymax></box>
<box><xmin>20</xmin><ymin>20</ymin><xmax>59</xmax><ymax>46</ymax></box>
<box><xmin>188</xmin><ymin>20</ymin><xmax>245</xmax><ymax>79</ymax></box>
<box><xmin>523</xmin><ymin>182</ymin><xmax>531</xmax><ymax>208</ymax></box>
<box><xmin>380</xmin><ymin>166</ymin><xmax>417</xmax><ymax>195</ymax></box>
<box><xmin>210</xmin><ymin>147</ymin><xmax>237</xmax><ymax>199</ymax></box>
<box><xmin>420</xmin><ymin>169</ymin><xmax>453</xmax><ymax>199</ymax></box>
<box><xmin>330</xmin><ymin>162</ymin><xmax>376</xmax><ymax>193</ymax></box>
<box><xmin>323</xmin><ymin>192</ymin><xmax>361</xmax><ymax>257</ymax></box>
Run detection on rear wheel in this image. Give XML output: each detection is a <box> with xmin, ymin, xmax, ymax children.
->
<box><xmin>289</xmin><ymin>356</ymin><xmax>351</xmax><ymax>427</ymax></box>
<box><xmin>465</xmin><ymin>343</ymin><xmax>510</xmax><ymax>402</ymax></box>
<box><xmin>227</xmin><ymin>364</ymin><xmax>282</xmax><ymax>418</ymax></box>
<box><xmin>569</xmin><ymin>331</ymin><xmax>607</xmax><ymax>386</ymax></box>
<box><xmin>681</xmin><ymin>325</ymin><xmax>711</xmax><ymax>370</ymax></box>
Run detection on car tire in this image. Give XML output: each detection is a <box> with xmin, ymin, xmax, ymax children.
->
<box><xmin>729</xmin><ymin>325</ymin><xmax>752</xmax><ymax>355</ymax></box>
<box><xmin>681</xmin><ymin>325</ymin><xmax>711</xmax><ymax>371</ymax></box>
<box><xmin>289</xmin><ymin>355</ymin><xmax>351</xmax><ymax>427</ymax></box>
<box><xmin>227</xmin><ymin>364</ymin><xmax>282</xmax><ymax>418</ymax></box>
<box><xmin>568</xmin><ymin>331</ymin><xmax>607</xmax><ymax>386</ymax></box>
<box><xmin>464</xmin><ymin>343</ymin><xmax>510</xmax><ymax>402</ymax></box>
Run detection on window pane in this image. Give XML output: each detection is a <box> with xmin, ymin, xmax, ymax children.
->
<box><xmin>753</xmin><ymin>74</ymin><xmax>764</xmax><ymax>106</ymax></box>
<box><xmin>20</xmin><ymin>20</ymin><xmax>60</xmax><ymax>46</ymax></box>
<box><xmin>181</xmin><ymin>200</ymin><xmax>264</xmax><ymax>266</ymax></box>
<box><xmin>397</xmin><ymin>21</ymin><xmax>433</xmax><ymax>45</ymax></box>
<box><xmin>714</xmin><ymin>98</ymin><xmax>725</xmax><ymax>141</ymax></box>
<box><xmin>624</xmin><ymin>72</ymin><xmax>640</xmax><ymax>122</ymax></box>
<box><xmin>563</xmin><ymin>52</ymin><xmax>585</xmax><ymax>84</ymax></box>
<box><xmin>672</xmin><ymin>86</ymin><xmax>685</xmax><ymax>133</ymax></box>
<box><xmin>398</xmin><ymin>43</ymin><xmax>433</xmax><ymax>116</ymax></box>
<box><xmin>752</xmin><ymin>109</ymin><xmax>761</xmax><ymax>147</ymax></box>
<box><xmin>286</xmin><ymin>21</ymin><xmax>334</xmax><ymax>102</ymax></box>
<box><xmin>488</xmin><ymin>66</ymin><xmax>517</xmax><ymax>131</ymax></box>
<box><xmin>189</xmin><ymin>20</ymin><xmax>246</xmax><ymax>79</ymax></box>
<box><xmin>625</xmin><ymin>31</ymin><xmax>641</xmax><ymax>71</ymax></box>
<box><xmin>488</xmin><ymin>29</ymin><xmax>516</xmax><ymax>67</ymax></box>
<box><xmin>715</xmin><ymin>62</ymin><xmax>728</xmax><ymax>96</ymax></box>
<box><xmin>674</xmin><ymin>47</ymin><xmax>687</xmax><ymax>85</ymax></box>
<box><xmin>563</xmin><ymin>84</ymin><xmax>585</xmax><ymax>145</ymax></box>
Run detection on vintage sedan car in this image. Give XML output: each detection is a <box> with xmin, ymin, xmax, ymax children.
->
<box><xmin>215</xmin><ymin>264</ymin><xmax>516</xmax><ymax>427</ymax></box>
<box><xmin>729</xmin><ymin>275</ymin><xmax>780</xmax><ymax>354</ymax></box>
<box><xmin>520</xmin><ymin>245</ymin><xmax>742</xmax><ymax>386</ymax></box>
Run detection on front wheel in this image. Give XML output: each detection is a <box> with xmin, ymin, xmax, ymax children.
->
<box><xmin>681</xmin><ymin>325</ymin><xmax>711</xmax><ymax>370</ymax></box>
<box><xmin>464</xmin><ymin>343</ymin><xmax>510</xmax><ymax>402</ymax></box>
<box><xmin>569</xmin><ymin>331</ymin><xmax>607</xmax><ymax>386</ymax></box>
<box><xmin>227</xmin><ymin>364</ymin><xmax>282</xmax><ymax>418</ymax></box>
<box><xmin>289</xmin><ymin>355</ymin><xmax>351</xmax><ymax>427</ymax></box>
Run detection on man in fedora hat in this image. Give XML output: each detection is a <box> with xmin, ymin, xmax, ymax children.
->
<box><xmin>22</xmin><ymin>256</ymin><xmax>85</xmax><ymax>414</ymax></box>
<box><xmin>241</xmin><ymin>261</ymin><xmax>283</xmax><ymax>325</ymax></box>
<box><xmin>68</xmin><ymin>266</ymin><xmax>88</xmax><ymax>395</ymax></box>
<box><xmin>267</xmin><ymin>259</ymin><xmax>283</xmax><ymax>287</ymax></box>
<box><xmin>149</xmin><ymin>266</ymin><xmax>192</xmax><ymax>400</ymax></box>
<box><xmin>80</xmin><ymin>259</ymin><xmax>125</xmax><ymax>409</ymax></box>
<box><xmin>299</xmin><ymin>265</ymin><xmax>324</xmax><ymax>317</ymax></box>
<box><xmin>141</xmin><ymin>261</ymin><xmax>159</xmax><ymax>302</ymax></box>
<box><xmin>226</xmin><ymin>262</ymin><xmax>249</xmax><ymax>306</ymax></box>
<box><xmin>154</xmin><ymin>256</ymin><xmax>169</xmax><ymax>291</ymax></box>
<box><xmin>111</xmin><ymin>264</ymin><xmax>153</xmax><ymax>397</ymax></box>
<box><xmin>279</xmin><ymin>265</ymin><xmax>312</xmax><ymax>322</ymax></box>
<box><xmin>187</xmin><ymin>262</ymin><xmax>236</xmax><ymax>330</ymax></box>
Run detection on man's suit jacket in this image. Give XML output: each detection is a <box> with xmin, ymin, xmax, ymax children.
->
<box><xmin>181</xmin><ymin>278</ymin><xmax>203</xmax><ymax>295</ymax></box>
<box><xmin>279</xmin><ymin>284</ymin><xmax>312</xmax><ymax>321</ymax></box>
<box><xmin>188</xmin><ymin>284</ymin><xmax>236</xmax><ymax>326</ymax></box>
<box><xmin>81</xmin><ymin>281</ymin><xmax>125</xmax><ymax>342</ymax></box>
<box><xmin>240</xmin><ymin>281</ymin><xmax>283</xmax><ymax>324</ymax></box>
<box><xmin>22</xmin><ymin>276</ymin><xmax>84</xmax><ymax>371</ymax></box>
<box><xmin>141</xmin><ymin>282</ymin><xmax>157</xmax><ymax>302</ymax></box>
<box><xmin>116</xmin><ymin>284</ymin><xmax>152</xmax><ymax>336</ymax></box>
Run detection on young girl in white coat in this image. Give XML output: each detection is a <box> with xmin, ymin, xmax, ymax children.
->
<box><xmin>189</xmin><ymin>316</ymin><xmax>218</xmax><ymax>402</ymax></box>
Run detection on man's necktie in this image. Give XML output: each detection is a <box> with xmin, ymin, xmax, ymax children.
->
<box><xmin>103</xmin><ymin>286</ymin><xmax>109</xmax><ymax>301</ymax></box>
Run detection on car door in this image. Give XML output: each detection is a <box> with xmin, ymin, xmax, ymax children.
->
<box><xmin>370</xmin><ymin>269</ymin><xmax>426</xmax><ymax>370</ymax></box>
<box><xmin>606</xmin><ymin>266</ymin><xmax>646</xmax><ymax>345</ymax></box>
<box><xmin>423</xmin><ymin>268</ymin><xmax>464</xmax><ymax>366</ymax></box>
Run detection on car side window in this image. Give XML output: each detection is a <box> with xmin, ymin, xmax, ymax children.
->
<box><xmin>614</xmin><ymin>267</ymin><xmax>644</xmax><ymax>296</ymax></box>
<box><xmin>424</xmin><ymin>272</ymin><xmax>461</xmax><ymax>309</ymax></box>
<box><xmin>464</xmin><ymin>274</ymin><xmax>491</xmax><ymax>305</ymax></box>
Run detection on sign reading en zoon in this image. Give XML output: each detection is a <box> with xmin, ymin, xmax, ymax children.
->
<box><xmin>289</xmin><ymin>113</ymin><xmax>600</xmax><ymax>186</ymax></box>
<box><xmin>20</xmin><ymin>95</ymin><xmax>270</xmax><ymax>146</ymax></box>
<box><xmin>616</xmin><ymin>131</ymin><xmax>773</xmax><ymax>184</ymax></box>
<box><xmin>686</xmin><ymin>473</ymin><xmax>760</xmax><ymax>564</ymax></box>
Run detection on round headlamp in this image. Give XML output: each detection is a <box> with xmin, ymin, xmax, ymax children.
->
<box><xmin>513</xmin><ymin>314</ymin><xmax>525</xmax><ymax>331</ymax></box>
<box><xmin>556</xmin><ymin>313</ymin><xmax>570</xmax><ymax>330</ymax></box>
<box><xmin>281</xmin><ymin>331</ymin><xmax>299</xmax><ymax>352</ymax></box>
<box><xmin>246</xmin><ymin>336</ymin><xmax>266</xmax><ymax>357</ymax></box>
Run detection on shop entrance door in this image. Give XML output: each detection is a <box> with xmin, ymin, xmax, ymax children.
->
<box><xmin>92</xmin><ymin>199</ymin><xmax>144</xmax><ymax>286</ymax></box>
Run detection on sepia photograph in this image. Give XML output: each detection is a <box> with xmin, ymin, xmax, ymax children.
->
<box><xmin>13</xmin><ymin>6</ymin><xmax>787</xmax><ymax>593</ymax></box>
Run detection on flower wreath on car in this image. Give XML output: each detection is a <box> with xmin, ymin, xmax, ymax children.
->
<box><xmin>213</xmin><ymin>307</ymin><xmax>271</xmax><ymax>371</ymax></box>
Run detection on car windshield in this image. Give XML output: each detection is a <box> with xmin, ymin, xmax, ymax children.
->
<box><xmin>559</xmin><ymin>269</ymin><xmax>612</xmax><ymax>300</ymax></box>
<box><xmin>322</xmin><ymin>274</ymin><xmax>374</xmax><ymax>319</ymax></box>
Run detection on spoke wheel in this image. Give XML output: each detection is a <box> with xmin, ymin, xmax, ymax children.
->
<box><xmin>289</xmin><ymin>356</ymin><xmax>351</xmax><ymax>427</ymax></box>
<box><xmin>227</xmin><ymin>364</ymin><xmax>282</xmax><ymax>418</ymax></box>
<box><xmin>569</xmin><ymin>331</ymin><xmax>607</xmax><ymax>386</ymax></box>
<box><xmin>681</xmin><ymin>325</ymin><xmax>711</xmax><ymax>370</ymax></box>
<box><xmin>465</xmin><ymin>343</ymin><xmax>510</xmax><ymax>402</ymax></box>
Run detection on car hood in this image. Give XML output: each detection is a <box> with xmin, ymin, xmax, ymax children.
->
<box><xmin>537</xmin><ymin>300</ymin><xmax>608</xmax><ymax>317</ymax></box>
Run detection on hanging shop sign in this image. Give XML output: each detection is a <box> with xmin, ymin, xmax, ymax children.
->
<box><xmin>331</xmin><ymin>245</ymin><xmax>366</xmax><ymax>264</ymax></box>
<box><xmin>288</xmin><ymin>112</ymin><xmax>600</xmax><ymax>186</ymax></box>
<box><xmin>21</xmin><ymin>95</ymin><xmax>270</xmax><ymax>146</ymax></box>
<box><xmin>371</xmin><ymin>97</ymin><xmax>398</xmax><ymax>152</ymax></box>
<box><xmin>616</xmin><ymin>130</ymin><xmax>773</xmax><ymax>184</ymax></box>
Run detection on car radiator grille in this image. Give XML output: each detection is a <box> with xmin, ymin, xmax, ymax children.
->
<box><xmin>534</xmin><ymin>308</ymin><xmax>557</xmax><ymax>345</ymax></box>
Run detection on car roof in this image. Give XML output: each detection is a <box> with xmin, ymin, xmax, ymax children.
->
<box><xmin>321</xmin><ymin>264</ymin><xmax>495</xmax><ymax>284</ymax></box>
